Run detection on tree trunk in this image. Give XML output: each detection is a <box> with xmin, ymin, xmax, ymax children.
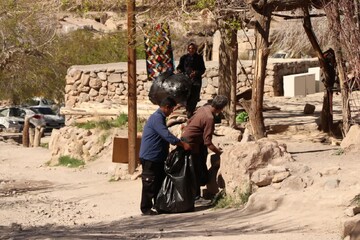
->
<box><xmin>302</xmin><ymin>8</ymin><xmax>334</xmax><ymax>134</ymax></box>
<box><xmin>22</xmin><ymin>117</ymin><xmax>30</xmax><ymax>147</ymax></box>
<box><xmin>218</xmin><ymin>26</ymin><xmax>238</xmax><ymax>127</ymax></box>
<box><xmin>328</xmin><ymin>1</ymin><xmax>351</xmax><ymax>135</ymax></box>
<box><xmin>33</xmin><ymin>127</ymin><xmax>44</xmax><ymax>147</ymax></box>
<box><xmin>249</xmin><ymin>10</ymin><xmax>271</xmax><ymax>139</ymax></box>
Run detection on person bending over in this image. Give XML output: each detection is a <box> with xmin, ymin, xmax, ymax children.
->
<box><xmin>139</xmin><ymin>97</ymin><xmax>191</xmax><ymax>215</ymax></box>
<box><xmin>181</xmin><ymin>95</ymin><xmax>228</xmax><ymax>199</ymax></box>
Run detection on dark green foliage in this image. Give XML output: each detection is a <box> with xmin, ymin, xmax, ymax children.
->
<box><xmin>236</xmin><ymin>111</ymin><xmax>249</xmax><ymax>123</ymax></box>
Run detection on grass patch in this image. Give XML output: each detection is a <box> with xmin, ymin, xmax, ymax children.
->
<box><xmin>332</xmin><ymin>148</ymin><xmax>344</xmax><ymax>155</ymax></box>
<box><xmin>40</xmin><ymin>142</ymin><xmax>49</xmax><ymax>149</ymax></box>
<box><xmin>137</xmin><ymin>117</ymin><xmax>146</xmax><ymax>132</ymax></box>
<box><xmin>108</xmin><ymin>176</ymin><xmax>120</xmax><ymax>182</ymax></box>
<box><xmin>98</xmin><ymin>131</ymin><xmax>111</xmax><ymax>144</ymax></box>
<box><xmin>57</xmin><ymin>155</ymin><xmax>85</xmax><ymax>168</ymax></box>
<box><xmin>75</xmin><ymin>113</ymin><xmax>145</xmax><ymax>131</ymax></box>
<box><xmin>75</xmin><ymin>121</ymin><xmax>97</xmax><ymax>129</ymax></box>
<box><xmin>213</xmin><ymin>188</ymin><xmax>252</xmax><ymax>209</ymax></box>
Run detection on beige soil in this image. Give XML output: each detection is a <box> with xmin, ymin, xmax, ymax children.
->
<box><xmin>1</xmin><ymin>92</ymin><xmax>360</xmax><ymax>240</ymax></box>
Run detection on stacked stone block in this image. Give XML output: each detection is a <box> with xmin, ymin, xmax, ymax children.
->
<box><xmin>64</xmin><ymin>59</ymin><xmax>319</xmax><ymax>110</ymax></box>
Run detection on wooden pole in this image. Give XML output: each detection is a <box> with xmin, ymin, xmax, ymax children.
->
<box><xmin>22</xmin><ymin>117</ymin><xmax>30</xmax><ymax>147</ymax></box>
<box><xmin>127</xmin><ymin>0</ymin><xmax>137</xmax><ymax>174</ymax></box>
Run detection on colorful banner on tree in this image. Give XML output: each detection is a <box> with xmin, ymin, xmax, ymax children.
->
<box><xmin>144</xmin><ymin>23</ymin><xmax>175</xmax><ymax>81</ymax></box>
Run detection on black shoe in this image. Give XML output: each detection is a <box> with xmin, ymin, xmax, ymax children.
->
<box><xmin>195</xmin><ymin>197</ymin><xmax>212</xmax><ymax>207</ymax></box>
<box><xmin>141</xmin><ymin>209</ymin><xmax>158</xmax><ymax>216</ymax></box>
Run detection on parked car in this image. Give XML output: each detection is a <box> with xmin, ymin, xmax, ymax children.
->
<box><xmin>272</xmin><ymin>51</ymin><xmax>288</xmax><ymax>59</ymax></box>
<box><xmin>0</xmin><ymin>107</ymin><xmax>45</xmax><ymax>132</ymax></box>
<box><xmin>29</xmin><ymin>106</ymin><xmax>65</xmax><ymax>131</ymax></box>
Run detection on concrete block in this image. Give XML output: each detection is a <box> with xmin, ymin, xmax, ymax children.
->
<box><xmin>308</xmin><ymin>67</ymin><xmax>325</xmax><ymax>92</ymax></box>
<box><xmin>283</xmin><ymin>73</ymin><xmax>316</xmax><ymax>97</ymax></box>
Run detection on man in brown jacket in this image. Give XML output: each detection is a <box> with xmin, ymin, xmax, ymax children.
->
<box><xmin>181</xmin><ymin>95</ymin><xmax>228</xmax><ymax>199</ymax></box>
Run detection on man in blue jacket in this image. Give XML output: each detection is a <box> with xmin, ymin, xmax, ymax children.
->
<box><xmin>139</xmin><ymin>97</ymin><xmax>191</xmax><ymax>215</ymax></box>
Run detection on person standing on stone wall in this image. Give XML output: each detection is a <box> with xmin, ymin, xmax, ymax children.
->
<box><xmin>139</xmin><ymin>97</ymin><xmax>191</xmax><ymax>215</ymax></box>
<box><xmin>176</xmin><ymin>43</ymin><xmax>206</xmax><ymax>118</ymax></box>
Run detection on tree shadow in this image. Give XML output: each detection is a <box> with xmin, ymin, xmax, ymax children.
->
<box><xmin>0</xmin><ymin>207</ymin><xmax>311</xmax><ymax>240</ymax></box>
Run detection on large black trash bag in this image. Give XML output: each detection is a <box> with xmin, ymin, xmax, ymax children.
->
<box><xmin>155</xmin><ymin>147</ymin><xmax>197</xmax><ymax>213</ymax></box>
<box><xmin>148</xmin><ymin>72</ymin><xmax>192</xmax><ymax>105</ymax></box>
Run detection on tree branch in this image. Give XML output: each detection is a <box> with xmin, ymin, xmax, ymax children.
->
<box><xmin>272</xmin><ymin>12</ymin><xmax>326</xmax><ymax>19</ymax></box>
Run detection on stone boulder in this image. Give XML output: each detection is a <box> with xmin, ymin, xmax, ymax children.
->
<box><xmin>219</xmin><ymin>139</ymin><xmax>293</xmax><ymax>197</ymax></box>
<box><xmin>341</xmin><ymin>124</ymin><xmax>360</xmax><ymax>152</ymax></box>
<box><xmin>49</xmin><ymin>126</ymin><xmax>121</xmax><ymax>164</ymax></box>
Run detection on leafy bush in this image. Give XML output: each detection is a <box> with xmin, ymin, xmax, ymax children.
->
<box><xmin>236</xmin><ymin>111</ymin><xmax>249</xmax><ymax>124</ymax></box>
<box><xmin>58</xmin><ymin>155</ymin><xmax>85</xmax><ymax>168</ymax></box>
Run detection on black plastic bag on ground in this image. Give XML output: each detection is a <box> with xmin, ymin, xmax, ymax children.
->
<box><xmin>155</xmin><ymin>147</ymin><xmax>197</xmax><ymax>213</ymax></box>
<box><xmin>148</xmin><ymin>72</ymin><xmax>192</xmax><ymax>106</ymax></box>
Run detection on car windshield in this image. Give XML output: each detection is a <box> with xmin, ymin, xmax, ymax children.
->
<box><xmin>9</xmin><ymin>108</ymin><xmax>25</xmax><ymax>117</ymax></box>
<box><xmin>30</xmin><ymin>107</ymin><xmax>55</xmax><ymax>115</ymax></box>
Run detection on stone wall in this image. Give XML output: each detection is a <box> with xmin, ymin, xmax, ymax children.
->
<box><xmin>64</xmin><ymin>59</ymin><xmax>319</xmax><ymax>109</ymax></box>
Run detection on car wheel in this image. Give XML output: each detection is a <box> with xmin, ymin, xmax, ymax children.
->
<box><xmin>0</xmin><ymin>124</ymin><xmax>6</xmax><ymax>132</ymax></box>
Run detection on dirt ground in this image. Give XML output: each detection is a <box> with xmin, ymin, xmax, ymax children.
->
<box><xmin>1</xmin><ymin>92</ymin><xmax>360</xmax><ymax>240</ymax></box>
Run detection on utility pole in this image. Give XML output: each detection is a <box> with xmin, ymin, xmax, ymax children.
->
<box><xmin>127</xmin><ymin>0</ymin><xmax>137</xmax><ymax>174</ymax></box>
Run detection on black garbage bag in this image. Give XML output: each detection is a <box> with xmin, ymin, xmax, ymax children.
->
<box><xmin>155</xmin><ymin>147</ymin><xmax>197</xmax><ymax>213</ymax></box>
<box><xmin>148</xmin><ymin>72</ymin><xmax>192</xmax><ymax>105</ymax></box>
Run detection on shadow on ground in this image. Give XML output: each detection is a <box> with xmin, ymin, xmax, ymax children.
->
<box><xmin>0</xmin><ymin>206</ymin><xmax>307</xmax><ymax>240</ymax></box>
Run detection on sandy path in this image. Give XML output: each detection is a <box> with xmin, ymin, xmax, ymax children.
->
<box><xmin>0</xmin><ymin>138</ymin><xmax>349</xmax><ymax>240</ymax></box>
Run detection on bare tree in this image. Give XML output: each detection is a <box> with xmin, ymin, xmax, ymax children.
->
<box><xmin>0</xmin><ymin>1</ymin><xmax>59</xmax><ymax>103</ymax></box>
<box><xmin>215</xmin><ymin>1</ymin><xmax>248</xmax><ymax>127</ymax></box>
<box><xmin>323</xmin><ymin>0</ymin><xmax>360</xmax><ymax>135</ymax></box>
<box><xmin>270</xmin><ymin>10</ymin><xmax>329</xmax><ymax>57</ymax></box>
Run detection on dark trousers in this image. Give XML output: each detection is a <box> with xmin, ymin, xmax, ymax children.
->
<box><xmin>186</xmin><ymin>84</ymin><xmax>201</xmax><ymax>118</ymax></box>
<box><xmin>191</xmin><ymin>144</ymin><xmax>209</xmax><ymax>197</ymax></box>
<box><xmin>140</xmin><ymin>160</ymin><xmax>165</xmax><ymax>213</ymax></box>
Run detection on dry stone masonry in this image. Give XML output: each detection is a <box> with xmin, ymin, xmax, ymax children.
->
<box><xmin>64</xmin><ymin>59</ymin><xmax>318</xmax><ymax>124</ymax></box>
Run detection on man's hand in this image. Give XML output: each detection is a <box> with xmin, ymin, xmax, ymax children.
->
<box><xmin>181</xmin><ymin>141</ymin><xmax>191</xmax><ymax>151</ymax></box>
<box><xmin>208</xmin><ymin>144</ymin><xmax>222</xmax><ymax>155</ymax></box>
<box><xmin>190</xmin><ymin>71</ymin><xmax>196</xmax><ymax>78</ymax></box>
<box><xmin>174</xmin><ymin>103</ymin><xmax>183</xmax><ymax>111</ymax></box>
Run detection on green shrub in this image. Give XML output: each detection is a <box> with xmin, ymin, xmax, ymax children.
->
<box><xmin>213</xmin><ymin>188</ymin><xmax>251</xmax><ymax>209</ymax></box>
<box><xmin>57</xmin><ymin>155</ymin><xmax>85</xmax><ymax>168</ymax></box>
<box><xmin>115</xmin><ymin>113</ymin><xmax>128</xmax><ymax>127</ymax></box>
<box><xmin>236</xmin><ymin>111</ymin><xmax>249</xmax><ymax>124</ymax></box>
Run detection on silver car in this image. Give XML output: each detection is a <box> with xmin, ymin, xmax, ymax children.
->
<box><xmin>29</xmin><ymin>106</ymin><xmax>65</xmax><ymax>131</ymax></box>
<box><xmin>0</xmin><ymin>107</ymin><xmax>45</xmax><ymax>132</ymax></box>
